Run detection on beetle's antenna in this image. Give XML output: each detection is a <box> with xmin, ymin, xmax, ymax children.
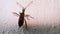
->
<box><xmin>25</xmin><ymin>1</ymin><xmax>33</xmax><ymax>9</ymax></box>
<box><xmin>16</xmin><ymin>2</ymin><xmax>24</xmax><ymax>8</ymax></box>
<box><xmin>16</xmin><ymin>1</ymin><xmax>33</xmax><ymax>9</ymax></box>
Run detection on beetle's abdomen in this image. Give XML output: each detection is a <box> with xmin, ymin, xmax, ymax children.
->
<box><xmin>18</xmin><ymin>19</ymin><xmax>24</xmax><ymax>27</ymax></box>
<box><xmin>18</xmin><ymin>13</ymin><xmax>24</xmax><ymax>27</ymax></box>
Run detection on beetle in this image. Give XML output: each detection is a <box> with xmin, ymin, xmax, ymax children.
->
<box><xmin>13</xmin><ymin>1</ymin><xmax>33</xmax><ymax>28</ymax></box>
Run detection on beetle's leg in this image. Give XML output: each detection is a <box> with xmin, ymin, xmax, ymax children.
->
<box><xmin>12</xmin><ymin>12</ymin><xmax>20</xmax><ymax>16</ymax></box>
<box><xmin>29</xmin><ymin>15</ymin><xmax>34</xmax><ymax>19</ymax></box>
<box><xmin>25</xmin><ymin>16</ymin><xmax>30</xmax><ymax>20</ymax></box>
<box><xmin>25</xmin><ymin>15</ymin><xmax>34</xmax><ymax>20</ymax></box>
<box><xmin>24</xmin><ymin>19</ymin><xmax>27</xmax><ymax>29</ymax></box>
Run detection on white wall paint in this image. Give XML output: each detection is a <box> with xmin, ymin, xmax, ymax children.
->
<box><xmin>0</xmin><ymin>0</ymin><xmax>60</xmax><ymax>27</ymax></box>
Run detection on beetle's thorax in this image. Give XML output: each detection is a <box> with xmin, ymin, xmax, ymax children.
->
<box><xmin>22</xmin><ymin>8</ymin><xmax>25</xmax><ymax>13</ymax></box>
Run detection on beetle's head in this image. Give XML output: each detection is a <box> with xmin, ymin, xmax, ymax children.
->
<box><xmin>22</xmin><ymin>8</ymin><xmax>25</xmax><ymax>13</ymax></box>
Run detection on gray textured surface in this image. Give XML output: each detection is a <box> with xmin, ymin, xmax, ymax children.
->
<box><xmin>0</xmin><ymin>24</ymin><xmax>60</xmax><ymax>34</ymax></box>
